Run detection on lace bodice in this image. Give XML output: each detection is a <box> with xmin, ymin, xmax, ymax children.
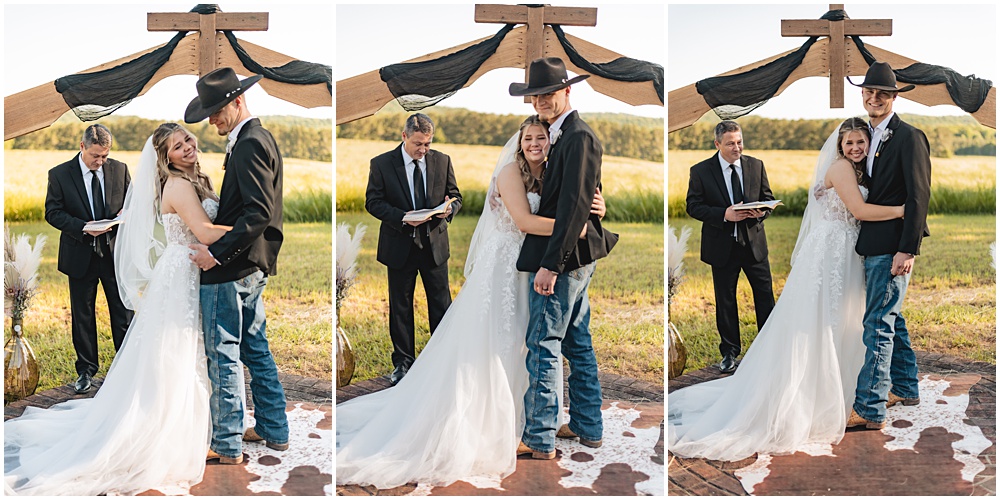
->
<box><xmin>495</xmin><ymin>192</ymin><xmax>541</xmax><ymax>234</ymax></box>
<box><xmin>162</xmin><ymin>198</ymin><xmax>219</xmax><ymax>246</ymax></box>
<box><xmin>817</xmin><ymin>184</ymin><xmax>867</xmax><ymax>226</ymax></box>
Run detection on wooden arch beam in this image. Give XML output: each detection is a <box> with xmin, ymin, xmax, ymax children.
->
<box><xmin>668</xmin><ymin>39</ymin><xmax>996</xmax><ymax>133</ymax></box>
<box><xmin>4</xmin><ymin>33</ymin><xmax>331</xmax><ymax>141</ymax></box>
<box><xmin>336</xmin><ymin>25</ymin><xmax>661</xmax><ymax>126</ymax></box>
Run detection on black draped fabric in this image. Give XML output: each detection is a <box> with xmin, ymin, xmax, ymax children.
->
<box><xmin>53</xmin><ymin>4</ymin><xmax>331</xmax><ymax>122</ymax></box>
<box><xmin>551</xmin><ymin>26</ymin><xmax>663</xmax><ymax>104</ymax></box>
<box><xmin>695</xmin><ymin>9</ymin><xmax>993</xmax><ymax>119</ymax></box>
<box><xmin>380</xmin><ymin>25</ymin><xmax>514</xmax><ymax>111</ymax></box>
<box><xmin>380</xmin><ymin>23</ymin><xmax>664</xmax><ymax>112</ymax></box>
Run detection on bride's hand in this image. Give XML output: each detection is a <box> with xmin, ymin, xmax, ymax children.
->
<box><xmin>591</xmin><ymin>189</ymin><xmax>606</xmax><ymax>220</ymax></box>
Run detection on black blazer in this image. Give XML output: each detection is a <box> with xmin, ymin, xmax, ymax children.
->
<box><xmin>44</xmin><ymin>154</ymin><xmax>130</xmax><ymax>279</ymax></box>
<box><xmin>202</xmin><ymin>118</ymin><xmax>284</xmax><ymax>284</ymax></box>
<box><xmin>856</xmin><ymin>114</ymin><xmax>931</xmax><ymax>256</ymax></box>
<box><xmin>365</xmin><ymin>145</ymin><xmax>462</xmax><ymax>269</ymax></box>
<box><xmin>516</xmin><ymin>111</ymin><xmax>618</xmax><ymax>273</ymax></box>
<box><xmin>686</xmin><ymin>154</ymin><xmax>773</xmax><ymax>266</ymax></box>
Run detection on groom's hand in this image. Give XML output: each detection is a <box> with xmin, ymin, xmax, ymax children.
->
<box><xmin>891</xmin><ymin>252</ymin><xmax>914</xmax><ymax>276</ymax></box>
<box><xmin>534</xmin><ymin>268</ymin><xmax>558</xmax><ymax>296</ymax></box>
<box><xmin>188</xmin><ymin>243</ymin><xmax>218</xmax><ymax>271</ymax></box>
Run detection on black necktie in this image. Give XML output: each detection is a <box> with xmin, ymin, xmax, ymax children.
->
<box><xmin>412</xmin><ymin>161</ymin><xmax>426</xmax><ymax>210</ymax></box>
<box><xmin>91</xmin><ymin>170</ymin><xmax>106</xmax><ymax>220</ymax></box>
<box><xmin>730</xmin><ymin>165</ymin><xmax>747</xmax><ymax>246</ymax></box>
<box><xmin>412</xmin><ymin>161</ymin><xmax>428</xmax><ymax>249</ymax></box>
<box><xmin>90</xmin><ymin>170</ymin><xmax>107</xmax><ymax>257</ymax></box>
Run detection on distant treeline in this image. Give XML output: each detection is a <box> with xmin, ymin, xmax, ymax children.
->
<box><xmin>669</xmin><ymin>115</ymin><xmax>996</xmax><ymax>158</ymax></box>
<box><xmin>8</xmin><ymin>115</ymin><xmax>332</xmax><ymax>162</ymax></box>
<box><xmin>336</xmin><ymin>107</ymin><xmax>664</xmax><ymax>162</ymax></box>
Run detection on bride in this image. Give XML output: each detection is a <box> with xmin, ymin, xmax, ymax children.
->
<box><xmin>668</xmin><ymin>117</ymin><xmax>905</xmax><ymax>461</ymax></box>
<box><xmin>336</xmin><ymin>116</ymin><xmax>605</xmax><ymax>489</ymax></box>
<box><xmin>4</xmin><ymin>123</ymin><xmax>231</xmax><ymax>495</ymax></box>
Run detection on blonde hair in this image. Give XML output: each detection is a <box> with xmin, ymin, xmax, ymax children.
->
<box><xmin>515</xmin><ymin>115</ymin><xmax>549</xmax><ymax>194</ymax></box>
<box><xmin>151</xmin><ymin>123</ymin><xmax>214</xmax><ymax>202</ymax></box>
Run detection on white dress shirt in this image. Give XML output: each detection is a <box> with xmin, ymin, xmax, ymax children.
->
<box><xmin>547</xmin><ymin>110</ymin><xmax>572</xmax><ymax>146</ymax></box>
<box><xmin>400</xmin><ymin>146</ymin><xmax>427</xmax><ymax>209</ymax></box>
<box><xmin>226</xmin><ymin>116</ymin><xmax>256</xmax><ymax>154</ymax></box>
<box><xmin>78</xmin><ymin>155</ymin><xmax>105</xmax><ymax>219</ymax></box>
<box><xmin>719</xmin><ymin>152</ymin><xmax>744</xmax><ymax>237</ymax></box>
<box><xmin>867</xmin><ymin>112</ymin><xmax>894</xmax><ymax>177</ymax></box>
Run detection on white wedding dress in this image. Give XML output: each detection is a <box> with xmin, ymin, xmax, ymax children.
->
<box><xmin>4</xmin><ymin>199</ymin><xmax>218</xmax><ymax>495</ymax></box>
<box><xmin>667</xmin><ymin>184</ymin><xmax>868</xmax><ymax>461</ymax></box>
<box><xmin>336</xmin><ymin>192</ymin><xmax>543</xmax><ymax>489</ymax></box>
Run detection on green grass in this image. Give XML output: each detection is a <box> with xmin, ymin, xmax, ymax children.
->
<box><xmin>668</xmin><ymin>214</ymin><xmax>996</xmax><ymax>372</ymax></box>
<box><xmin>667</xmin><ymin>150</ymin><xmax>996</xmax><ymax>217</ymax></box>
<box><xmin>3</xmin><ymin>150</ymin><xmax>332</xmax><ymax>223</ymax></box>
<box><xmin>336</xmin><ymin>139</ymin><xmax>664</xmax><ymax>223</ymax></box>
<box><xmin>336</xmin><ymin>212</ymin><xmax>664</xmax><ymax>385</ymax></box>
<box><xmin>3</xmin><ymin>221</ymin><xmax>332</xmax><ymax>393</ymax></box>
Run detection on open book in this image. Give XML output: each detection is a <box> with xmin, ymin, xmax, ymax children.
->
<box><xmin>403</xmin><ymin>198</ymin><xmax>457</xmax><ymax>222</ymax></box>
<box><xmin>83</xmin><ymin>214</ymin><xmax>123</xmax><ymax>232</ymax></box>
<box><xmin>733</xmin><ymin>200</ymin><xmax>783</xmax><ymax>211</ymax></box>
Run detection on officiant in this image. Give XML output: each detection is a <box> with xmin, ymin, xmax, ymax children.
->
<box><xmin>685</xmin><ymin>120</ymin><xmax>775</xmax><ymax>374</ymax></box>
<box><xmin>44</xmin><ymin>124</ymin><xmax>133</xmax><ymax>394</ymax></box>
<box><xmin>365</xmin><ymin>113</ymin><xmax>463</xmax><ymax>385</ymax></box>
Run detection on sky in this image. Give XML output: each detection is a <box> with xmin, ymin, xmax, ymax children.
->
<box><xmin>668</xmin><ymin>4</ymin><xmax>997</xmax><ymax>120</ymax></box>
<box><xmin>336</xmin><ymin>3</ymin><xmax>665</xmax><ymax>119</ymax></box>
<box><xmin>3</xmin><ymin>3</ymin><xmax>334</xmax><ymax>122</ymax></box>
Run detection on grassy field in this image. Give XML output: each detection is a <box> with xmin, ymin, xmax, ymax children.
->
<box><xmin>4</xmin><ymin>149</ymin><xmax>332</xmax><ymax>222</ymax></box>
<box><xmin>336</xmin><ymin>139</ymin><xmax>664</xmax><ymax>222</ymax></box>
<box><xmin>669</xmin><ymin>214</ymin><xmax>996</xmax><ymax>372</ymax></box>
<box><xmin>667</xmin><ymin>150</ymin><xmax>996</xmax><ymax>216</ymax></box>
<box><xmin>336</xmin><ymin>211</ymin><xmax>664</xmax><ymax>385</ymax></box>
<box><xmin>3</xmin><ymin>221</ymin><xmax>332</xmax><ymax>393</ymax></box>
<box><xmin>3</xmin><ymin>148</ymin><xmax>332</xmax><ymax>393</ymax></box>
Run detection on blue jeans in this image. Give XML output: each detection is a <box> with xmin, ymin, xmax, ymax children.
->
<box><xmin>522</xmin><ymin>263</ymin><xmax>602</xmax><ymax>453</ymax></box>
<box><xmin>853</xmin><ymin>254</ymin><xmax>920</xmax><ymax>423</ymax></box>
<box><xmin>201</xmin><ymin>270</ymin><xmax>288</xmax><ymax>458</ymax></box>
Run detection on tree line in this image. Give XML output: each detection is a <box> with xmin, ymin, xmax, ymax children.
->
<box><xmin>336</xmin><ymin>108</ymin><xmax>664</xmax><ymax>162</ymax></box>
<box><xmin>8</xmin><ymin>115</ymin><xmax>332</xmax><ymax>162</ymax></box>
<box><xmin>669</xmin><ymin>115</ymin><xmax>996</xmax><ymax>157</ymax></box>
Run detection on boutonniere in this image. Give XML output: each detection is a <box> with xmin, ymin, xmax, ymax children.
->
<box><xmin>875</xmin><ymin>128</ymin><xmax>894</xmax><ymax>158</ymax></box>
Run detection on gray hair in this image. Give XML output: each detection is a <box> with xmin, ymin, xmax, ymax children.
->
<box><xmin>714</xmin><ymin>120</ymin><xmax>741</xmax><ymax>144</ymax></box>
<box><xmin>82</xmin><ymin>124</ymin><xmax>113</xmax><ymax>149</ymax></box>
<box><xmin>404</xmin><ymin>113</ymin><xmax>434</xmax><ymax>136</ymax></box>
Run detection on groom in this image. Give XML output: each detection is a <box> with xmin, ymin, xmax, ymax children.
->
<box><xmin>186</xmin><ymin>67</ymin><xmax>290</xmax><ymax>463</ymax></box>
<box><xmin>847</xmin><ymin>62</ymin><xmax>931</xmax><ymax>429</ymax></box>
<box><xmin>511</xmin><ymin>57</ymin><xmax>618</xmax><ymax>460</ymax></box>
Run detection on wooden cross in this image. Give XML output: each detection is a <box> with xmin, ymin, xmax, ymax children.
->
<box><xmin>781</xmin><ymin>4</ymin><xmax>891</xmax><ymax>108</ymax></box>
<box><xmin>475</xmin><ymin>4</ymin><xmax>597</xmax><ymax>102</ymax></box>
<box><xmin>147</xmin><ymin>7</ymin><xmax>269</xmax><ymax>77</ymax></box>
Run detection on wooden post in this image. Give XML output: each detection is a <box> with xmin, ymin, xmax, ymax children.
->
<box><xmin>476</xmin><ymin>4</ymin><xmax>597</xmax><ymax>102</ymax></box>
<box><xmin>147</xmin><ymin>9</ymin><xmax>269</xmax><ymax>77</ymax></box>
<box><xmin>781</xmin><ymin>4</ymin><xmax>891</xmax><ymax>108</ymax></box>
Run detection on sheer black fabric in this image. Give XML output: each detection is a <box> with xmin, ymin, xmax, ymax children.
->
<box><xmin>380</xmin><ymin>25</ymin><xmax>515</xmax><ymax>111</ymax></box>
<box><xmin>54</xmin><ymin>4</ymin><xmax>331</xmax><ymax>122</ymax></box>
<box><xmin>380</xmin><ymin>23</ymin><xmax>664</xmax><ymax>112</ymax></box>
<box><xmin>695</xmin><ymin>9</ymin><xmax>993</xmax><ymax>119</ymax></box>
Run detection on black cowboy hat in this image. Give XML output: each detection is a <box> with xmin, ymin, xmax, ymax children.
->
<box><xmin>184</xmin><ymin>67</ymin><xmax>262</xmax><ymax>123</ymax></box>
<box><xmin>847</xmin><ymin>61</ymin><xmax>915</xmax><ymax>93</ymax></box>
<box><xmin>509</xmin><ymin>57</ymin><xmax>590</xmax><ymax>97</ymax></box>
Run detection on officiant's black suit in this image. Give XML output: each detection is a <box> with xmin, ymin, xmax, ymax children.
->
<box><xmin>45</xmin><ymin>154</ymin><xmax>132</xmax><ymax>378</ymax></box>
<box><xmin>366</xmin><ymin>145</ymin><xmax>462</xmax><ymax>370</ymax></box>
<box><xmin>201</xmin><ymin>118</ymin><xmax>284</xmax><ymax>285</ymax></box>
<box><xmin>686</xmin><ymin>154</ymin><xmax>775</xmax><ymax>359</ymax></box>
<box><xmin>855</xmin><ymin>114</ymin><xmax>931</xmax><ymax>256</ymax></box>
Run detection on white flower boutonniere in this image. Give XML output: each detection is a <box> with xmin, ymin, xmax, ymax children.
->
<box><xmin>875</xmin><ymin>128</ymin><xmax>894</xmax><ymax>158</ymax></box>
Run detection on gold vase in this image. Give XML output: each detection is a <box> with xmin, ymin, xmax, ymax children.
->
<box><xmin>336</xmin><ymin>315</ymin><xmax>355</xmax><ymax>388</ymax></box>
<box><xmin>4</xmin><ymin>317</ymin><xmax>40</xmax><ymax>403</ymax></box>
<box><xmin>667</xmin><ymin>305</ymin><xmax>687</xmax><ymax>379</ymax></box>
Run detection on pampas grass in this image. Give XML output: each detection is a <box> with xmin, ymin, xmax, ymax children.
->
<box><xmin>4</xmin><ymin>226</ymin><xmax>47</xmax><ymax>320</ymax></box>
<box><xmin>667</xmin><ymin>225</ymin><xmax>692</xmax><ymax>307</ymax></box>
<box><xmin>336</xmin><ymin>223</ymin><xmax>367</xmax><ymax>313</ymax></box>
